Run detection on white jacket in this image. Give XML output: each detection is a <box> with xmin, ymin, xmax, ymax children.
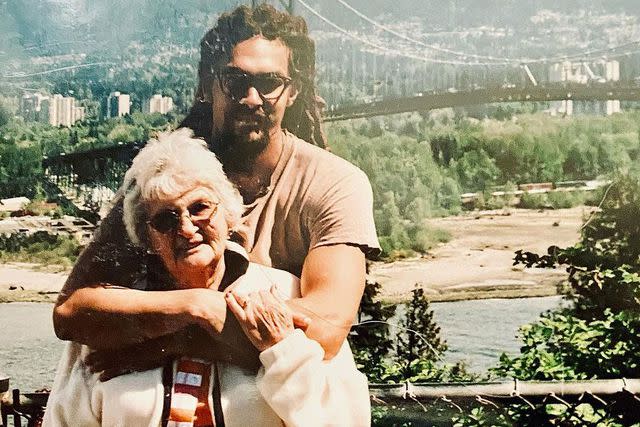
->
<box><xmin>43</xmin><ymin>263</ymin><xmax>371</xmax><ymax>427</ymax></box>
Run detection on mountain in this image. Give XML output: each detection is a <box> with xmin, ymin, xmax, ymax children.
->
<box><xmin>2</xmin><ymin>0</ymin><xmax>640</xmax><ymax>59</ymax></box>
<box><xmin>2</xmin><ymin>0</ymin><xmax>640</xmax><ymax>108</ymax></box>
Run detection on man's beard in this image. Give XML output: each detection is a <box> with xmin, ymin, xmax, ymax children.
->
<box><xmin>211</xmin><ymin>105</ymin><xmax>275</xmax><ymax>173</ymax></box>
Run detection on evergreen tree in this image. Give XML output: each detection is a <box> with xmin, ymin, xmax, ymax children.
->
<box><xmin>0</xmin><ymin>102</ymin><xmax>10</xmax><ymax>129</ymax></box>
<box><xmin>349</xmin><ymin>268</ymin><xmax>396</xmax><ymax>382</ymax></box>
<box><xmin>392</xmin><ymin>286</ymin><xmax>447</xmax><ymax>381</ymax></box>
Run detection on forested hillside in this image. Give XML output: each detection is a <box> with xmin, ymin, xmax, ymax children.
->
<box><xmin>328</xmin><ymin>111</ymin><xmax>640</xmax><ymax>255</ymax></box>
<box><xmin>3</xmin><ymin>108</ymin><xmax>636</xmax><ymax>256</ymax></box>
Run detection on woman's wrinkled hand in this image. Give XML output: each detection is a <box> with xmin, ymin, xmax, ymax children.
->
<box><xmin>225</xmin><ymin>286</ymin><xmax>295</xmax><ymax>352</ymax></box>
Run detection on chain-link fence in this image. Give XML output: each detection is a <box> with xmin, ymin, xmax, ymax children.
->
<box><xmin>3</xmin><ymin>379</ymin><xmax>640</xmax><ymax>426</ymax></box>
<box><xmin>369</xmin><ymin>379</ymin><xmax>640</xmax><ymax>426</ymax></box>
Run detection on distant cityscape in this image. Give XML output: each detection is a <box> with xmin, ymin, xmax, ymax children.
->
<box><xmin>18</xmin><ymin>91</ymin><xmax>174</xmax><ymax>128</ymax></box>
<box><xmin>15</xmin><ymin>58</ymin><xmax>623</xmax><ymax>129</ymax></box>
<box><xmin>548</xmin><ymin>59</ymin><xmax>621</xmax><ymax>116</ymax></box>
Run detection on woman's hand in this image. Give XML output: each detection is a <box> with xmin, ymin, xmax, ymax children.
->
<box><xmin>225</xmin><ymin>286</ymin><xmax>295</xmax><ymax>352</ymax></box>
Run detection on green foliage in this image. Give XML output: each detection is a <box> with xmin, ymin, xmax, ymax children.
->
<box><xmin>328</xmin><ymin>111</ymin><xmax>640</xmax><ymax>256</ymax></box>
<box><xmin>350</xmin><ymin>282</ymin><xmax>474</xmax><ymax>385</ymax></box>
<box><xmin>390</xmin><ymin>287</ymin><xmax>448</xmax><ymax>381</ymax></box>
<box><xmin>0</xmin><ymin>143</ymin><xmax>43</xmax><ymax>198</ymax></box>
<box><xmin>0</xmin><ymin>231</ymin><xmax>81</xmax><ymax>268</ymax></box>
<box><xmin>493</xmin><ymin>307</ymin><xmax>640</xmax><ymax>380</ymax></box>
<box><xmin>0</xmin><ymin>112</ymin><xmax>180</xmax><ymax>200</ymax></box>
<box><xmin>350</xmin><ymin>276</ymin><xmax>397</xmax><ymax>382</ymax></box>
<box><xmin>0</xmin><ymin>102</ymin><xmax>10</xmax><ymax>128</ymax></box>
<box><xmin>451</xmin><ymin>402</ymin><xmax>625</xmax><ymax>427</ymax></box>
<box><xmin>467</xmin><ymin>175</ymin><xmax>640</xmax><ymax>425</ymax></box>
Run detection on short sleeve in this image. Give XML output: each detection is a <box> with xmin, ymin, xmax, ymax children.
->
<box><xmin>307</xmin><ymin>169</ymin><xmax>380</xmax><ymax>258</ymax></box>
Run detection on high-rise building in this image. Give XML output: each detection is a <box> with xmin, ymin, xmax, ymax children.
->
<box><xmin>548</xmin><ymin>60</ymin><xmax>620</xmax><ymax>116</ymax></box>
<box><xmin>145</xmin><ymin>94</ymin><xmax>174</xmax><ymax>114</ymax></box>
<box><xmin>21</xmin><ymin>92</ymin><xmax>85</xmax><ymax>127</ymax></box>
<box><xmin>19</xmin><ymin>93</ymin><xmax>49</xmax><ymax>122</ymax></box>
<box><xmin>107</xmin><ymin>92</ymin><xmax>131</xmax><ymax>118</ymax></box>
<box><xmin>48</xmin><ymin>94</ymin><xmax>85</xmax><ymax>127</ymax></box>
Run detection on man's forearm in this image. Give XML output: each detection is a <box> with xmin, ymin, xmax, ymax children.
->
<box><xmin>53</xmin><ymin>287</ymin><xmax>227</xmax><ymax>349</ymax></box>
<box><xmin>298</xmin><ymin>245</ymin><xmax>367</xmax><ymax>360</ymax></box>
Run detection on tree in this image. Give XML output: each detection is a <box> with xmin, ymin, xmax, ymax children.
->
<box><xmin>0</xmin><ymin>102</ymin><xmax>10</xmax><ymax>128</ymax></box>
<box><xmin>349</xmin><ymin>271</ymin><xmax>397</xmax><ymax>382</ymax></box>
<box><xmin>387</xmin><ymin>286</ymin><xmax>448</xmax><ymax>381</ymax></box>
<box><xmin>482</xmin><ymin>174</ymin><xmax>640</xmax><ymax>425</ymax></box>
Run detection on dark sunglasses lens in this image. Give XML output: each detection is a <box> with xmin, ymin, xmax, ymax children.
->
<box><xmin>150</xmin><ymin>210</ymin><xmax>179</xmax><ymax>233</ymax></box>
<box><xmin>224</xmin><ymin>74</ymin><xmax>250</xmax><ymax>99</ymax></box>
<box><xmin>254</xmin><ymin>76</ymin><xmax>285</xmax><ymax>96</ymax></box>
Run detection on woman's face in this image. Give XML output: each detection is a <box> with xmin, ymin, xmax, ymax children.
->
<box><xmin>145</xmin><ymin>186</ymin><xmax>228</xmax><ymax>285</ymax></box>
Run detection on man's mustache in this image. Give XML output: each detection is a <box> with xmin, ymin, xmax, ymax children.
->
<box><xmin>229</xmin><ymin>104</ymin><xmax>273</xmax><ymax>122</ymax></box>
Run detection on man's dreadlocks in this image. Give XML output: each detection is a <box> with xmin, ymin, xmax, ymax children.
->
<box><xmin>182</xmin><ymin>4</ymin><xmax>327</xmax><ymax>149</ymax></box>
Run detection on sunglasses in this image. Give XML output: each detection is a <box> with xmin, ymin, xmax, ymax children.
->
<box><xmin>217</xmin><ymin>69</ymin><xmax>293</xmax><ymax>102</ymax></box>
<box><xmin>147</xmin><ymin>201</ymin><xmax>219</xmax><ymax>234</ymax></box>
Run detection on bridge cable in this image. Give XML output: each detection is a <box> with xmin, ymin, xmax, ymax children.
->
<box><xmin>297</xmin><ymin>0</ymin><xmax>516</xmax><ymax>66</ymax></box>
<box><xmin>329</xmin><ymin>0</ymin><xmax>640</xmax><ymax>66</ymax></box>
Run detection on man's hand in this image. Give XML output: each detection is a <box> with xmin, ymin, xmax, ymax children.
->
<box><xmin>85</xmin><ymin>331</ymin><xmax>187</xmax><ymax>381</ymax></box>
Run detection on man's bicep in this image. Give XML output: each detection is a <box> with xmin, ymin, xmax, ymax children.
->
<box><xmin>296</xmin><ymin>244</ymin><xmax>366</xmax><ymax>358</ymax></box>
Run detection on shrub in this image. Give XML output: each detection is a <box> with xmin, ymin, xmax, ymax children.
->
<box><xmin>0</xmin><ymin>231</ymin><xmax>81</xmax><ymax>268</ymax></box>
<box><xmin>476</xmin><ymin>174</ymin><xmax>640</xmax><ymax>425</ymax></box>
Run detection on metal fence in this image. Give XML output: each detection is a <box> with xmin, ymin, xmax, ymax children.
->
<box><xmin>369</xmin><ymin>378</ymin><xmax>640</xmax><ymax>426</ymax></box>
<box><xmin>2</xmin><ymin>379</ymin><xmax>640</xmax><ymax>426</ymax></box>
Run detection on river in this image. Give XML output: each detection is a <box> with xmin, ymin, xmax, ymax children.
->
<box><xmin>0</xmin><ymin>296</ymin><xmax>563</xmax><ymax>392</ymax></box>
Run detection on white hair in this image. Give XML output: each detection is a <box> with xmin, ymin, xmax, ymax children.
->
<box><xmin>121</xmin><ymin>128</ymin><xmax>243</xmax><ymax>247</ymax></box>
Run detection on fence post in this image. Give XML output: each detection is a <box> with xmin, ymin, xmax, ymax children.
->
<box><xmin>12</xmin><ymin>389</ymin><xmax>21</xmax><ymax>427</ymax></box>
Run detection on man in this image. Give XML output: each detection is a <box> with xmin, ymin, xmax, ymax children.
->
<box><xmin>53</xmin><ymin>4</ymin><xmax>379</xmax><ymax>373</ymax></box>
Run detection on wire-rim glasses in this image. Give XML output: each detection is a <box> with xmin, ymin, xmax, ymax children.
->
<box><xmin>147</xmin><ymin>201</ymin><xmax>220</xmax><ymax>234</ymax></box>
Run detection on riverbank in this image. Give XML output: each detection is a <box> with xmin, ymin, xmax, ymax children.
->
<box><xmin>0</xmin><ymin>263</ymin><xmax>66</xmax><ymax>303</ymax></box>
<box><xmin>0</xmin><ymin>207</ymin><xmax>590</xmax><ymax>303</ymax></box>
<box><xmin>371</xmin><ymin>206</ymin><xmax>589</xmax><ymax>303</ymax></box>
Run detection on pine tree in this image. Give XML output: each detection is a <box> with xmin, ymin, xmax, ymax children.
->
<box><xmin>348</xmin><ymin>265</ymin><xmax>396</xmax><ymax>382</ymax></box>
<box><xmin>393</xmin><ymin>285</ymin><xmax>447</xmax><ymax>380</ymax></box>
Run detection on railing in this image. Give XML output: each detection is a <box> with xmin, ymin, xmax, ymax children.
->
<box><xmin>3</xmin><ymin>379</ymin><xmax>640</xmax><ymax>426</ymax></box>
<box><xmin>369</xmin><ymin>378</ymin><xmax>640</xmax><ymax>426</ymax></box>
<box><xmin>0</xmin><ymin>389</ymin><xmax>47</xmax><ymax>427</ymax></box>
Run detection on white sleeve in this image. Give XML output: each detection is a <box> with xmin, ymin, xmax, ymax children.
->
<box><xmin>42</xmin><ymin>342</ymin><xmax>165</xmax><ymax>427</ymax></box>
<box><xmin>42</xmin><ymin>343</ymin><xmax>101</xmax><ymax>427</ymax></box>
<box><xmin>256</xmin><ymin>330</ymin><xmax>371</xmax><ymax>427</ymax></box>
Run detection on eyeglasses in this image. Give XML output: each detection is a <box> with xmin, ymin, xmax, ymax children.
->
<box><xmin>147</xmin><ymin>201</ymin><xmax>219</xmax><ymax>234</ymax></box>
<box><xmin>217</xmin><ymin>69</ymin><xmax>293</xmax><ymax>103</ymax></box>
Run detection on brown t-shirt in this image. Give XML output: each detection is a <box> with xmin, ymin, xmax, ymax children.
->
<box><xmin>63</xmin><ymin>132</ymin><xmax>379</xmax><ymax>290</ymax></box>
<box><xmin>240</xmin><ymin>131</ymin><xmax>380</xmax><ymax>277</ymax></box>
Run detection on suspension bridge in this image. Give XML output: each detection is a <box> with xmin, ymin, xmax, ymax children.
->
<box><xmin>29</xmin><ymin>0</ymin><xmax>640</xmax><ymax>212</ymax></box>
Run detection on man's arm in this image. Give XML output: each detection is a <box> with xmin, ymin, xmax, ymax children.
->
<box><xmin>290</xmin><ymin>244</ymin><xmax>366</xmax><ymax>359</ymax></box>
<box><xmin>54</xmin><ymin>286</ymin><xmax>228</xmax><ymax>349</ymax></box>
<box><xmin>53</xmin><ymin>199</ymin><xmax>227</xmax><ymax>349</ymax></box>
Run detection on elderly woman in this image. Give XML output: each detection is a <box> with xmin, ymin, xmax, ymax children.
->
<box><xmin>43</xmin><ymin>129</ymin><xmax>370</xmax><ymax>427</ymax></box>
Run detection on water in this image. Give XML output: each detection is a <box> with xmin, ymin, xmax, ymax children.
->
<box><xmin>0</xmin><ymin>296</ymin><xmax>563</xmax><ymax>391</ymax></box>
<box><xmin>0</xmin><ymin>303</ymin><xmax>65</xmax><ymax>392</ymax></box>
<box><xmin>430</xmin><ymin>296</ymin><xmax>564</xmax><ymax>373</ymax></box>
